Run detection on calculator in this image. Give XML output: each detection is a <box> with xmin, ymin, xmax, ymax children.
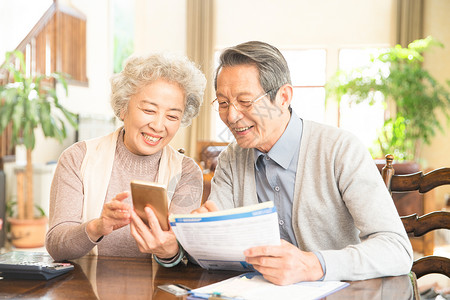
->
<box><xmin>0</xmin><ymin>251</ymin><xmax>74</xmax><ymax>280</ymax></box>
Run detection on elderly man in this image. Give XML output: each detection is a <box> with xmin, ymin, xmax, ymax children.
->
<box><xmin>196</xmin><ymin>41</ymin><xmax>412</xmax><ymax>285</ymax></box>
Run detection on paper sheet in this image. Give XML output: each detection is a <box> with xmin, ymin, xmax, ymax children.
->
<box><xmin>188</xmin><ymin>273</ymin><xmax>349</xmax><ymax>300</ymax></box>
<box><xmin>169</xmin><ymin>201</ymin><xmax>280</xmax><ymax>271</ymax></box>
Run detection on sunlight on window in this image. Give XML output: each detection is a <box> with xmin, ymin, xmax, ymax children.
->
<box><xmin>0</xmin><ymin>0</ymin><xmax>52</xmax><ymax>57</ymax></box>
<box><xmin>291</xmin><ymin>87</ymin><xmax>325</xmax><ymax>122</ymax></box>
<box><xmin>339</xmin><ymin>93</ymin><xmax>385</xmax><ymax>148</ymax></box>
<box><xmin>283</xmin><ymin>50</ymin><xmax>326</xmax><ymax>86</ymax></box>
<box><xmin>112</xmin><ymin>0</ymin><xmax>134</xmax><ymax>73</ymax></box>
<box><xmin>338</xmin><ymin>49</ymin><xmax>386</xmax><ymax>150</ymax></box>
<box><xmin>283</xmin><ymin>49</ymin><xmax>326</xmax><ymax>123</ymax></box>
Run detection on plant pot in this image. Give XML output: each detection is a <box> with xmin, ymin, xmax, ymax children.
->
<box><xmin>8</xmin><ymin>216</ymin><xmax>47</xmax><ymax>248</ymax></box>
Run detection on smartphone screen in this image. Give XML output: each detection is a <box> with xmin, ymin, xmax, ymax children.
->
<box><xmin>130</xmin><ymin>180</ymin><xmax>169</xmax><ymax>231</ymax></box>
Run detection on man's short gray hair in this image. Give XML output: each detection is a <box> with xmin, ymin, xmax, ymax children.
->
<box><xmin>214</xmin><ymin>41</ymin><xmax>291</xmax><ymax>102</ymax></box>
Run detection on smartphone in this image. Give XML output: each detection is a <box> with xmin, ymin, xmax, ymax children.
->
<box><xmin>130</xmin><ymin>180</ymin><xmax>169</xmax><ymax>231</ymax></box>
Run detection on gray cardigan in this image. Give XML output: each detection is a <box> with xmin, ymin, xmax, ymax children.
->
<box><xmin>209</xmin><ymin>120</ymin><xmax>413</xmax><ymax>281</ymax></box>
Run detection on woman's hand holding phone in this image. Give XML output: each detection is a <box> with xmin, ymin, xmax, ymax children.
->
<box><xmin>130</xmin><ymin>206</ymin><xmax>179</xmax><ymax>259</ymax></box>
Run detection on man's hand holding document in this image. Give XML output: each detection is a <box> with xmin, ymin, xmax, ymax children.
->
<box><xmin>169</xmin><ymin>201</ymin><xmax>280</xmax><ymax>271</ymax></box>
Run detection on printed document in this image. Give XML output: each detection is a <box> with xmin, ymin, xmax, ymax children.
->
<box><xmin>187</xmin><ymin>273</ymin><xmax>349</xmax><ymax>300</ymax></box>
<box><xmin>169</xmin><ymin>201</ymin><xmax>280</xmax><ymax>271</ymax></box>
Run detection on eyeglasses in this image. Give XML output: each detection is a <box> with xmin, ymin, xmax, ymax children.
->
<box><xmin>211</xmin><ymin>89</ymin><xmax>275</xmax><ymax>112</ymax></box>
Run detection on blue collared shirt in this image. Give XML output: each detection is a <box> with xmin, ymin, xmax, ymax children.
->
<box><xmin>254</xmin><ymin>111</ymin><xmax>302</xmax><ymax>247</ymax></box>
<box><xmin>254</xmin><ymin>111</ymin><xmax>326</xmax><ymax>279</ymax></box>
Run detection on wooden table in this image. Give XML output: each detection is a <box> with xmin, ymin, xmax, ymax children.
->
<box><xmin>0</xmin><ymin>255</ymin><xmax>417</xmax><ymax>299</ymax></box>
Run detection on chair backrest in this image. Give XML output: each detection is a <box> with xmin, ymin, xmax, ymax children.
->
<box><xmin>381</xmin><ymin>154</ymin><xmax>450</xmax><ymax>279</ymax></box>
<box><xmin>196</xmin><ymin>141</ymin><xmax>228</xmax><ymax>171</ymax></box>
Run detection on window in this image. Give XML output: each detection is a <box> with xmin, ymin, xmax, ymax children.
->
<box><xmin>337</xmin><ymin>48</ymin><xmax>386</xmax><ymax>150</ymax></box>
<box><xmin>0</xmin><ymin>0</ymin><xmax>52</xmax><ymax>58</ymax></box>
<box><xmin>112</xmin><ymin>0</ymin><xmax>134</xmax><ymax>73</ymax></box>
<box><xmin>283</xmin><ymin>49</ymin><xmax>326</xmax><ymax>123</ymax></box>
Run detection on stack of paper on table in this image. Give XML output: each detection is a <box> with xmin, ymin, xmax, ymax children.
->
<box><xmin>169</xmin><ymin>201</ymin><xmax>280</xmax><ymax>271</ymax></box>
<box><xmin>187</xmin><ymin>273</ymin><xmax>349</xmax><ymax>300</ymax></box>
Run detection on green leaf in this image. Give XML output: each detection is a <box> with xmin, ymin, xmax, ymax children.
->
<box><xmin>22</xmin><ymin>122</ymin><xmax>35</xmax><ymax>149</ymax></box>
<box><xmin>0</xmin><ymin>96</ymin><xmax>15</xmax><ymax>133</ymax></box>
<box><xmin>52</xmin><ymin>72</ymin><xmax>69</xmax><ymax>96</ymax></box>
<box><xmin>38</xmin><ymin>101</ymin><xmax>53</xmax><ymax>136</ymax></box>
<box><xmin>35</xmin><ymin>204</ymin><xmax>46</xmax><ymax>217</ymax></box>
<box><xmin>49</xmin><ymin>115</ymin><xmax>64</xmax><ymax>142</ymax></box>
<box><xmin>59</xmin><ymin>106</ymin><xmax>79</xmax><ymax>129</ymax></box>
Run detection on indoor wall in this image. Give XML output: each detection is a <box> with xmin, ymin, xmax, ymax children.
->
<box><xmin>422</xmin><ymin>0</ymin><xmax>450</xmax><ymax>208</ymax></box>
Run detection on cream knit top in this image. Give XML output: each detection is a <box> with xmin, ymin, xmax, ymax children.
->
<box><xmin>46</xmin><ymin>129</ymin><xmax>202</xmax><ymax>260</ymax></box>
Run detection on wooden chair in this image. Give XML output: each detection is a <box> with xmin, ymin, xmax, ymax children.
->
<box><xmin>376</xmin><ymin>159</ymin><xmax>436</xmax><ymax>255</ymax></box>
<box><xmin>195</xmin><ymin>141</ymin><xmax>228</xmax><ymax>204</ymax></box>
<box><xmin>382</xmin><ymin>154</ymin><xmax>450</xmax><ymax>279</ymax></box>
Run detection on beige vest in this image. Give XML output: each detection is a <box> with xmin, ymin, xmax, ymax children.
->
<box><xmin>80</xmin><ymin>127</ymin><xmax>184</xmax><ymax>254</ymax></box>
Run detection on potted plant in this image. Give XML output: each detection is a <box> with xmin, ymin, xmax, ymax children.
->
<box><xmin>325</xmin><ymin>36</ymin><xmax>450</xmax><ymax>162</ymax></box>
<box><xmin>0</xmin><ymin>50</ymin><xmax>78</xmax><ymax>248</ymax></box>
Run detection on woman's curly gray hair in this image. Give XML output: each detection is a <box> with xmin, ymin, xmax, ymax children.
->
<box><xmin>110</xmin><ymin>53</ymin><xmax>206</xmax><ymax>126</ymax></box>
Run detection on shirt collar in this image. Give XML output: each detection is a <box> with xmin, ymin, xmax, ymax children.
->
<box><xmin>253</xmin><ymin>111</ymin><xmax>303</xmax><ymax>170</ymax></box>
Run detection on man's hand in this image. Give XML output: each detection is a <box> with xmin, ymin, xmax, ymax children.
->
<box><xmin>87</xmin><ymin>191</ymin><xmax>131</xmax><ymax>241</ymax></box>
<box><xmin>190</xmin><ymin>200</ymin><xmax>219</xmax><ymax>214</ymax></box>
<box><xmin>130</xmin><ymin>206</ymin><xmax>179</xmax><ymax>259</ymax></box>
<box><xmin>244</xmin><ymin>240</ymin><xmax>324</xmax><ymax>285</ymax></box>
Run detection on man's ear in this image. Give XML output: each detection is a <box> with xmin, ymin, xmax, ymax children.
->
<box><xmin>277</xmin><ymin>84</ymin><xmax>293</xmax><ymax>108</ymax></box>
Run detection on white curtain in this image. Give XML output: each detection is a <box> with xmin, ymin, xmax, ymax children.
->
<box><xmin>186</xmin><ymin>0</ymin><xmax>215</xmax><ymax>158</ymax></box>
<box><xmin>396</xmin><ymin>0</ymin><xmax>424</xmax><ymax>47</ymax></box>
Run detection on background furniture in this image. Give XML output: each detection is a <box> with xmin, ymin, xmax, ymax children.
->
<box><xmin>195</xmin><ymin>141</ymin><xmax>228</xmax><ymax>203</ymax></box>
<box><xmin>376</xmin><ymin>159</ymin><xmax>435</xmax><ymax>255</ymax></box>
<box><xmin>0</xmin><ymin>169</ymin><xmax>5</xmax><ymax>248</ymax></box>
<box><xmin>382</xmin><ymin>154</ymin><xmax>450</xmax><ymax>279</ymax></box>
<box><xmin>402</xmin><ymin>211</ymin><xmax>450</xmax><ymax>278</ymax></box>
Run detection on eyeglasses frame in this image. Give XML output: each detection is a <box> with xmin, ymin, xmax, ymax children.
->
<box><xmin>211</xmin><ymin>88</ymin><xmax>276</xmax><ymax>112</ymax></box>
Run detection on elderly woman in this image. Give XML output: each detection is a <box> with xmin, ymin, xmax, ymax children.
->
<box><xmin>46</xmin><ymin>53</ymin><xmax>206</xmax><ymax>267</ymax></box>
